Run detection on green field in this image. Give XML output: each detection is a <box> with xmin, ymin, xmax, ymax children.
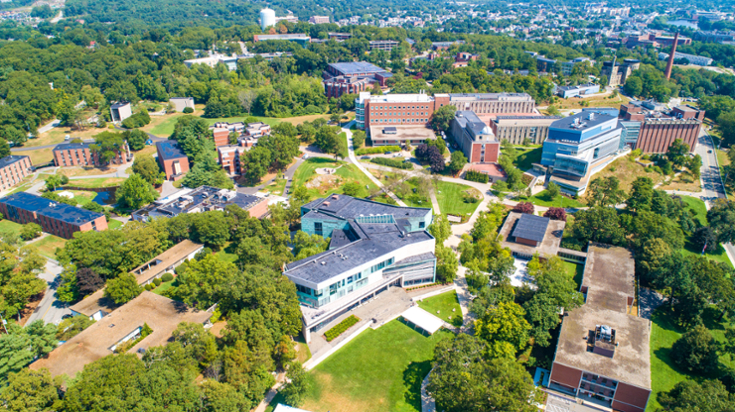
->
<box><xmin>516</xmin><ymin>190</ymin><xmax>586</xmax><ymax>208</ymax></box>
<box><xmin>292</xmin><ymin>158</ymin><xmax>376</xmax><ymax>201</ymax></box>
<box><xmin>0</xmin><ymin>219</ymin><xmax>23</xmax><ymax>233</ymax></box>
<box><xmin>648</xmin><ymin>307</ymin><xmax>735</xmax><ymax>411</ymax></box>
<box><xmin>152</xmin><ymin>279</ymin><xmax>176</xmax><ymax>295</ymax></box>
<box><xmin>434</xmin><ymin>181</ymin><xmax>482</xmax><ymax>217</ymax></box>
<box><xmin>273</xmin><ymin>320</ymin><xmax>453</xmax><ymax>412</ymax></box>
<box><xmin>563</xmin><ymin>261</ymin><xmax>584</xmax><ymax>287</ymax></box>
<box><xmin>260</xmin><ymin>178</ymin><xmax>287</xmax><ymax>196</ymax></box>
<box><xmin>417</xmin><ymin>290</ymin><xmax>462</xmax><ymax>327</ymax></box>
<box><xmin>679</xmin><ymin>196</ymin><xmax>734</xmax><ymax>268</ymax></box>
<box><xmin>513</xmin><ymin>147</ymin><xmax>542</xmax><ymax>172</ymax></box>
<box><xmin>66</xmin><ymin>177</ymin><xmax>125</xmax><ymax>189</ymax></box>
<box><xmin>107</xmin><ymin>219</ymin><xmax>123</xmax><ymax>229</ymax></box>
<box><xmin>32</xmin><ymin>235</ymin><xmax>67</xmax><ymax>260</ymax></box>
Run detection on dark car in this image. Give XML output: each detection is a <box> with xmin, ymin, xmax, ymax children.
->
<box><xmin>708</xmin><ymin>150</ymin><xmax>713</xmax><ymax>153</ymax></box>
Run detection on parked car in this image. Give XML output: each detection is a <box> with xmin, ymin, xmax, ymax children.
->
<box><xmin>385</xmin><ymin>151</ymin><xmax>392</xmax><ymax>155</ymax></box>
<box><xmin>145</xmin><ymin>139</ymin><xmax>153</xmax><ymax>145</ymax></box>
<box><xmin>361</xmin><ymin>156</ymin><xmax>370</xmax><ymax>159</ymax></box>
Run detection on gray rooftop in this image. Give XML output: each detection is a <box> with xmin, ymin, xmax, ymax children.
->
<box><xmin>110</xmin><ymin>102</ymin><xmax>129</xmax><ymax>109</ymax></box>
<box><xmin>558</xmin><ymin>83</ymin><xmax>598</xmax><ymax>92</ymax></box>
<box><xmin>284</xmin><ymin>221</ymin><xmax>433</xmax><ymax>285</ymax></box>
<box><xmin>133</xmin><ymin>186</ymin><xmax>265</xmax><ymax>220</ymax></box>
<box><xmin>0</xmin><ymin>155</ymin><xmax>29</xmax><ymax>169</ymax></box>
<box><xmin>156</xmin><ymin>141</ymin><xmax>187</xmax><ymax>161</ymax></box>
<box><xmin>53</xmin><ymin>142</ymin><xmax>92</xmax><ymax>151</ymax></box>
<box><xmin>455</xmin><ymin>111</ymin><xmax>495</xmax><ymax>140</ymax></box>
<box><xmin>511</xmin><ymin>213</ymin><xmax>550</xmax><ymax>243</ymax></box>
<box><xmin>449</xmin><ymin>92</ymin><xmax>533</xmax><ymax>101</ymax></box>
<box><xmin>0</xmin><ymin>192</ymin><xmax>104</xmax><ymax>226</ymax></box>
<box><xmin>302</xmin><ymin>195</ymin><xmax>431</xmax><ymax>221</ymax></box>
<box><xmin>555</xmin><ymin>245</ymin><xmax>651</xmax><ymax>389</ymax></box>
<box><xmin>328</xmin><ymin>61</ymin><xmax>387</xmax><ymax>76</ymax></box>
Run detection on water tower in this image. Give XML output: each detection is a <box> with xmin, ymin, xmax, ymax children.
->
<box><xmin>260</xmin><ymin>8</ymin><xmax>276</xmax><ymax>31</ymax></box>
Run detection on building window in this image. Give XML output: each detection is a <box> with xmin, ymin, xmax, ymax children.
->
<box><xmin>419</xmin><ymin>222</ymin><xmax>425</xmax><ymax>229</ymax></box>
<box><xmin>314</xmin><ymin>222</ymin><xmax>323</xmax><ymax>236</ymax></box>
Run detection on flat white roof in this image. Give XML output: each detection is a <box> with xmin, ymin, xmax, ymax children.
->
<box><xmin>402</xmin><ymin>306</ymin><xmax>445</xmax><ymax>334</ymax></box>
<box><xmin>370</xmin><ymin>93</ymin><xmax>433</xmax><ymax>103</ymax></box>
<box><xmin>273</xmin><ymin>404</ymin><xmax>312</xmax><ymax>412</ymax></box>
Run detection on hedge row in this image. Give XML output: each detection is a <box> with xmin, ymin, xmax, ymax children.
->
<box><xmin>324</xmin><ymin>315</ymin><xmax>361</xmax><ymax>342</ymax></box>
<box><xmin>464</xmin><ymin>170</ymin><xmax>489</xmax><ymax>183</ymax></box>
<box><xmin>370</xmin><ymin>157</ymin><xmax>413</xmax><ymax>170</ymax></box>
<box><xmin>355</xmin><ymin>145</ymin><xmax>401</xmax><ymax>155</ymax></box>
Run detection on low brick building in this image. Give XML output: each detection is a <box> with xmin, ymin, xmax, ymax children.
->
<box><xmin>0</xmin><ymin>192</ymin><xmax>107</xmax><ymax>239</ymax></box>
<box><xmin>156</xmin><ymin>141</ymin><xmax>189</xmax><ymax>181</ymax></box>
<box><xmin>218</xmin><ymin>145</ymin><xmax>246</xmax><ymax>175</ymax></box>
<box><xmin>53</xmin><ymin>141</ymin><xmax>131</xmax><ymax>167</ymax></box>
<box><xmin>619</xmin><ymin>104</ymin><xmax>704</xmax><ymax>153</ymax></box>
<box><xmin>450</xmin><ymin>110</ymin><xmax>501</xmax><ymax>163</ymax></box>
<box><xmin>0</xmin><ymin>155</ymin><xmax>32</xmax><ymax>191</ymax></box>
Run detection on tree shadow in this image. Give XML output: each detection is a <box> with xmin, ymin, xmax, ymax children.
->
<box><xmin>403</xmin><ymin>360</ymin><xmax>432</xmax><ymax>410</ymax></box>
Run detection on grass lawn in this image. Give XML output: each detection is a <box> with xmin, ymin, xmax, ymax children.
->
<box><xmin>152</xmin><ymin>279</ymin><xmax>176</xmax><ymax>295</ymax></box>
<box><xmin>107</xmin><ymin>219</ymin><xmax>123</xmax><ymax>229</ymax></box>
<box><xmin>435</xmin><ymin>181</ymin><xmax>482</xmax><ymax>217</ymax></box>
<box><xmin>679</xmin><ymin>196</ymin><xmax>734</xmax><ymax>268</ymax></box>
<box><xmin>260</xmin><ymin>178</ymin><xmax>287</xmax><ymax>196</ymax></box>
<box><xmin>587</xmin><ymin>156</ymin><xmax>664</xmax><ymax>194</ymax></box>
<box><xmin>648</xmin><ymin>307</ymin><xmax>735</xmax><ymax>411</ymax></box>
<box><xmin>293</xmin><ymin>320</ymin><xmax>454</xmax><ymax>412</ymax></box>
<box><xmin>22</xmin><ymin>148</ymin><xmax>55</xmax><ymax>166</ymax></box>
<box><xmin>417</xmin><ymin>291</ymin><xmax>462</xmax><ymax>327</ymax></box>
<box><xmin>563</xmin><ymin>261</ymin><xmax>584</xmax><ymax>288</ymax></box>
<box><xmin>66</xmin><ymin>177</ymin><xmax>125</xmax><ymax>189</ymax></box>
<box><xmin>32</xmin><ymin>235</ymin><xmax>67</xmax><ymax>260</ymax></box>
<box><xmin>292</xmin><ymin>158</ymin><xmax>375</xmax><ymax>201</ymax></box>
<box><xmin>67</xmin><ymin>190</ymin><xmax>96</xmax><ymax>206</ymax></box>
<box><xmin>214</xmin><ymin>247</ymin><xmax>238</xmax><ymax>264</ymax></box>
<box><xmin>546</xmin><ymin>93</ymin><xmax>631</xmax><ymax>111</ymax></box>
<box><xmin>513</xmin><ymin>147</ymin><xmax>542</xmax><ymax>172</ymax></box>
<box><xmin>0</xmin><ymin>219</ymin><xmax>23</xmax><ymax>233</ymax></box>
<box><xmin>517</xmin><ymin>190</ymin><xmax>586</xmax><ymax>208</ymax></box>
<box><xmin>146</xmin><ymin>113</ymin><xmax>330</xmax><ymax>137</ymax></box>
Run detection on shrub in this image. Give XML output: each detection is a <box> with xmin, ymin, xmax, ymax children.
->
<box><xmin>20</xmin><ymin>223</ymin><xmax>42</xmax><ymax>240</ymax></box>
<box><xmin>370</xmin><ymin>157</ymin><xmax>412</xmax><ymax>170</ymax></box>
<box><xmin>153</xmin><ymin>278</ymin><xmax>162</xmax><ymax>287</ymax></box>
<box><xmin>324</xmin><ymin>315</ymin><xmax>360</xmax><ymax>342</ymax></box>
<box><xmin>161</xmin><ymin>273</ymin><xmax>174</xmax><ymax>282</ymax></box>
<box><xmin>355</xmin><ymin>145</ymin><xmax>401</xmax><ymax>155</ymax></box>
<box><xmin>544</xmin><ymin>207</ymin><xmax>567</xmax><ymax>221</ymax></box>
<box><xmin>182</xmin><ymin>107</ymin><xmax>194</xmax><ymax>114</ymax></box>
<box><xmin>465</xmin><ymin>170</ymin><xmax>489</xmax><ymax>183</ymax></box>
<box><xmin>144</xmin><ymin>283</ymin><xmax>153</xmax><ymax>291</ymax></box>
<box><xmin>513</xmin><ymin>202</ymin><xmax>535</xmax><ymax>215</ymax></box>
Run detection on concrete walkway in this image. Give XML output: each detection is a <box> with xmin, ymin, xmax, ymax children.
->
<box><xmin>421</xmin><ymin>371</ymin><xmax>436</xmax><ymax>412</ymax></box>
<box><xmin>342</xmin><ymin>121</ymin><xmax>407</xmax><ymax>206</ymax></box>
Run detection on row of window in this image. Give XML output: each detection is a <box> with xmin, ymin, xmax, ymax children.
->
<box><xmin>372</xmin><ymin>105</ymin><xmax>430</xmax><ymax>110</ymax></box>
<box><xmin>372</xmin><ymin>112</ymin><xmax>429</xmax><ymax>117</ymax></box>
<box><xmin>371</xmin><ymin>119</ymin><xmax>428</xmax><ymax>124</ymax></box>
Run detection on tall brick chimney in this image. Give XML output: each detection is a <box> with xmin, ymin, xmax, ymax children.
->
<box><xmin>664</xmin><ymin>32</ymin><xmax>679</xmax><ymax>80</ymax></box>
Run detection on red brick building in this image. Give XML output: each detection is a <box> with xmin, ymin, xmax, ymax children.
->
<box><xmin>0</xmin><ymin>155</ymin><xmax>32</xmax><ymax>191</ymax></box>
<box><xmin>619</xmin><ymin>104</ymin><xmax>704</xmax><ymax>153</ymax></box>
<box><xmin>0</xmin><ymin>192</ymin><xmax>108</xmax><ymax>239</ymax></box>
<box><xmin>218</xmin><ymin>145</ymin><xmax>246</xmax><ymax>175</ymax></box>
<box><xmin>449</xmin><ymin>110</ymin><xmax>501</xmax><ymax>163</ymax></box>
<box><xmin>53</xmin><ymin>142</ymin><xmax>131</xmax><ymax>167</ymax></box>
<box><xmin>156</xmin><ymin>141</ymin><xmax>189</xmax><ymax>181</ymax></box>
<box><xmin>213</xmin><ymin>128</ymin><xmax>230</xmax><ymax>147</ymax></box>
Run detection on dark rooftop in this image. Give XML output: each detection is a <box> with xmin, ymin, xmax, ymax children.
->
<box><xmin>133</xmin><ymin>186</ymin><xmax>265</xmax><ymax>220</ymax></box>
<box><xmin>53</xmin><ymin>142</ymin><xmax>92</xmax><ymax>151</ymax></box>
<box><xmin>110</xmin><ymin>102</ymin><xmax>129</xmax><ymax>109</ymax></box>
<box><xmin>302</xmin><ymin>195</ymin><xmax>431</xmax><ymax>221</ymax></box>
<box><xmin>328</xmin><ymin>61</ymin><xmax>387</xmax><ymax>75</ymax></box>
<box><xmin>0</xmin><ymin>192</ymin><xmax>104</xmax><ymax>226</ymax></box>
<box><xmin>0</xmin><ymin>155</ymin><xmax>29</xmax><ymax>169</ymax></box>
<box><xmin>511</xmin><ymin>213</ymin><xmax>550</xmax><ymax>243</ymax></box>
<box><xmin>156</xmin><ymin>141</ymin><xmax>187</xmax><ymax>161</ymax></box>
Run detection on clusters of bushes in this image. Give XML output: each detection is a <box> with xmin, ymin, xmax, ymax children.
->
<box><xmin>465</xmin><ymin>170</ymin><xmax>489</xmax><ymax>183</ymax></box>
<box><xmin>355</xmin><ymin>145</ymin><xmax>401</xmax><ymax>155</ymax></box>
<box><xmin>370</xmin><ymin>157</ymin><xmax>412</xmax><ymax>170</ymax></box>
<box><xmin>324</xmin><ymin>315</ymin><xmax>360</xmax><ymax>342</ymax></box>
<box><xmin>121</xmin><ymin>110</ymin><xmax>151</xmax><ymax>129</ymax></box>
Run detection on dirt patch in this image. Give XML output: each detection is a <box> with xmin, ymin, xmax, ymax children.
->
<box><xmin>302</xmin><ymin>372</ymin><xmax>376</xmax><ymax>412</ymax></box>
<box><xmin>306</xmin><ymin>174</ymin><xmax>342</xmax><ymax>190</ymax></box>
<box><xmin>59</xmin><ymin>166</ymin><xmax>119</xmax><ymax>177</ymax></box>
<box><xmin>209</xmin><ymin>321</ymin><xmax>228</xmax><ymax>338</ymax></box>
<box><xmin>18</xmin><ymin>291</ymin><xmax>45</xmax><ymax>326</ymax></box>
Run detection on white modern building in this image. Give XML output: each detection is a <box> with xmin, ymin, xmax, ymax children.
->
<box><xmin>284</xmin><ymin>195</ymin><xmax>436</xmax><ymax>342</ymax></box>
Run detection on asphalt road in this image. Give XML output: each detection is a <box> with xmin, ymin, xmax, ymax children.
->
<box><xmin>26</xmin><ymin>259</ymin><xmax>70</xmax><ymax>326</ymax></box>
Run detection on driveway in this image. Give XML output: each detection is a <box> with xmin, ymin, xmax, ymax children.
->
<box><xmin>26</xmin><ymin>259</ymin><xmax>70</xmax><ymax>326</ymax></box>
<box><xmin>638</xmin><ymin>287</ymin><xmax>666</xmax><ymax>320</ymax></box>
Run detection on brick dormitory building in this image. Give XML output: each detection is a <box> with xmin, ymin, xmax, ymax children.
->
<box><xmin>0</xmin><ymin>192</ymin><xmax>107</xmax><ymax>239</ymax></box>
<box><xmin>156</xmin><ymin>141</ymin><xmax>189</xmax><ymax>181</ymax></box>
<box><xmin>0</xmin><ymin>155</ymin><xmax>32</xmax><ymax>191</ymax></box>
<box><xmin>53</xmin><ymin>141</ymin><xmax>132</xmax><ymax>167</ymax></box>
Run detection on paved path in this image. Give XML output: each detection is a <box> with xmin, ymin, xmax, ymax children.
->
<box><xmin>26</xmin><ymin>258</ymin><xmax>69</xmax><ymax>326</ymax></box>
<box><xmin>421</xmin><ymin>371</ymin><xmax>436</xmax><ymax>412</ymax></box>
<box><xmin>342</xmin><ymin>121</ymin><xmax>407</xmax><ymax>206</ymax></box>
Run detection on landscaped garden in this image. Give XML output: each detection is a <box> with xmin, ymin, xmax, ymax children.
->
<box><xmin>434</xmin><ymin>181</ymin><xmax>482</xmax><ymax>218</ymax></box>
<box><xmin>417</xmin><ymin>290</ymin><xmax>463</xmax><ymax>327</ymax></box>
<box><xmin>292</xmin><ymin>158</ymin><xmax>375</xmax><ymax>201</ymax></box>
<box><xmin>512</xmin><ymin>146</ymin><xmax>542</xmax><ymax>172</ymax></box>
<box><xmin>273</xmin><ymin>320</ymin><xmax>453</xmax><ymax>412</ymax></box>
<box><xmin>515</xmin><ymin>189</ymin><xmax>586</xmax><ymax>208</ymax></box>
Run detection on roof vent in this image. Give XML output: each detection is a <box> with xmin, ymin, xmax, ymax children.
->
<box><xmin>332</xmin><ymin>195</ymin><xmax>339</xmax><ymax>200</ymax></box>
<box><xmin>321</xmin><ymin>261</ymin><xmax>326</xmax><ymax>266</ymax></box>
